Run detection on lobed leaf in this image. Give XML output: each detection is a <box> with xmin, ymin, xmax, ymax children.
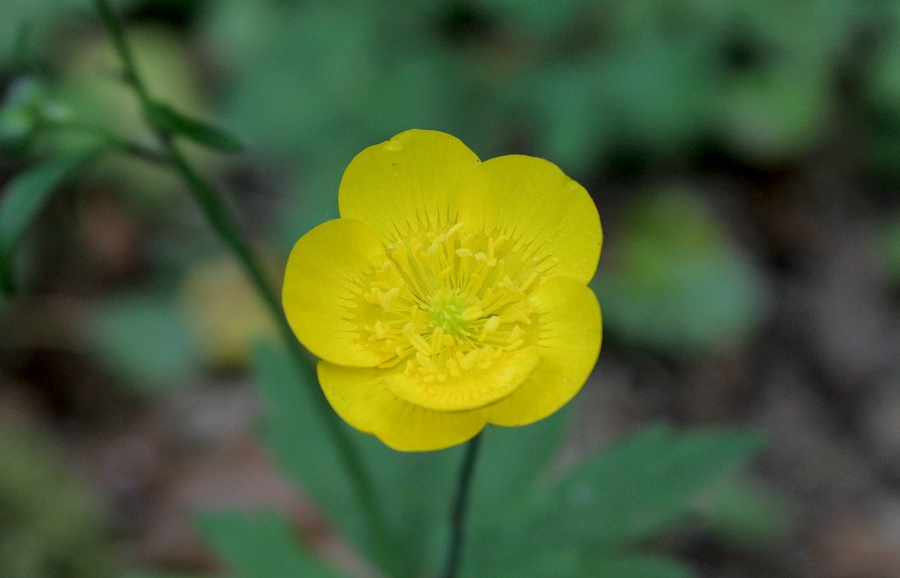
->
<box><xmin>544</xmin><ymin>424</ymin><xmax>766</xmax><ymax>550</ymax></box>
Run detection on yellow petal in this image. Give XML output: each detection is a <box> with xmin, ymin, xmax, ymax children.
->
<box><xmin>318</xmin><ymin>361</ymin><xmax>488</xmax><ymax>452</ymax></box>
<box><xmin>488</xmin><ymin>276</ymin><xmax>601</xmax><ymax>426</ymax></box>
<box><xmin>384</xmin><ymin>345</ymin><xmax>540</xmax><ymax>411</ymax></box>
<box><xmin>338</xmin><ymin>129</ymin><xmax>481</xmax><ymax>242</ymax></box>
<box><xmin>455</xmin><ymin>155</ymin><xmax>602</xmax><ymax>284</ymax></box>
<box><xmin>282</xmin><ymin>219</ymin><xmax>386</xmax><ymax>367</ymax></box>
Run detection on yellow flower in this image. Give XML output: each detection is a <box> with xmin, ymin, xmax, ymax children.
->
<box><xmin>282</xmin><ymin>130</ymin><xmax>602</xmax><ymax>451</ymax></box>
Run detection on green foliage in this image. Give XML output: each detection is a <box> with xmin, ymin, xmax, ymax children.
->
<box><xmin>146</xmin><ymin>102</ymin><xmax>244</xmax><ymax>153</ymax></box>
<box><xmin>0</xmin><ymin>145</ymin><xmax>106</xmax><ymax>294</ymax></box>
<box><xmin>253</xmin><ymin>341</ymin><xmax>460</xmax><ymax>578</ymax></box>
<box><xmin>82</xmin><ymin>294</ymin><xmax>200</xmax><ymax>392</ymax></box>
<box><xmin>252</xmin><ymin>343</ymin><xmax>366</xmax><ymax>549</ymax></box>
<box><xmin>51</xmin><ymin>25</ymin><xmax>217</xmax><ymax>209</ymax></box>
<box><xmin>0</xmin><ymin>418</ymin><xmax>115</xmax><ymax>578</ymax></box>
<box><xmin>0</xmin><ymin>78</ymin><xmax>48</xmax><ymax>156</ymax></box>
<box><xmin>463</xmin><ymin>424</ymin><xmax>764</xmax><ymax>578</ymax></box>
<box><xmin>253</xmin><ymin>342</ymin><xmax>767</xmax><ymax>578</ymax></box>
<box><xmin>865</xmin><ymin>16</ymin><xmax>900</xmax><ymax>176</ymax></box>
<box><xmin>544</xmin><ymin>424</ymin><xmax>765</xmax><ymax>549</ymax></box>
<box><xmin>2</xmin><ymin>3</ymin><xmax>819</xmax><ymax>576</ymax></box>
<box><xmin>195</xmin><ymin>510</ymin><xmax>349</xmax><ymax>578</ymax></box>
<box><xmin>693</xmin><ymin>479</ymin><xmax>793</xmax><ymax>549</ymax></box>
<box><xmin>1</xmin><ymin>0</ymin><xmax>140</xmax><ymax>69</ymax></box>
<box><xmin>716</xmin><ymin>67</ymin><xmax>831</xmax><ymax>166</ymax></box>
<box><xmin>877</xmin><ymin>211</ymin><xmax>900</xmax><ymax>285</ymax></box>
<box><xmin>9</xmin><ymin>0</ymin><xmax>896</xmax><ymax>176</ymax></box>
<box><xmin>595</xmin><ymin>187</ymin><xmax>770</xmax><ymax>356</ymax></box>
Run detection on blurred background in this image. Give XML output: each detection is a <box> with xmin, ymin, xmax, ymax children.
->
<box><xmin>1</xmin><ymin>0</ymin><xmax>899</xmax><ymax>576</ymax></box>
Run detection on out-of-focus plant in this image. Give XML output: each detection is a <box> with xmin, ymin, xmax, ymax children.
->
<box><xmin>876</xmin><ymin>211</ymin><xmax>900</xmax><ymax>286</ymax></box>
<box><xmin>82</xmin><ymin>292</ymin><xmax>200</xmax><ymax>392</ymax></box>
<box><xmin>595</xmin><ymin>186</ymin><xmax>770</xmax><ymax>357</ymax></box>
<box><xmin>0</xmin><ymin>2</ymin><xmax>795</xmax><ymax>577</ymax></box>
<box><xmin>179</xmin><ymin>255</ymin><xmax>279</xmax><ymax>370</ymax></box>
<box><xmin>0</xmin><ymin>416</ymin><xmax>115</xmax><ymax>578</ymax></box>
<box><xmin>54</xmin><ymin>24</ymin><xmax>217</xmax><ymax>209</ymax></box>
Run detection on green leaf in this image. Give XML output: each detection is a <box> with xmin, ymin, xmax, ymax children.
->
<box><xmin>0</xmin><ymin>147</ymin><xmax>104</xmax><ymax>294</ymax></box>
<box><xmin>195</xmin><ymin>510</ymin><xmax>349</xmax><ymax>578</ymax></box>
<box><xmin>252</xmin><ymin>342</ymin><xmax>459</xmax><ymax>578</ymax></box>
<box><xmin>463</xmin><ymin>408</ymin><xmax>576</xmax><ymax>578</ymax></box>
<box><xmin>355</xmin><ymin>435</ymin><xmax>461</xmax><ymax>577</ymax></box>
<box><xmin>544</xmin><ymin>424</ymin><xmax>765</xmax><ymax>550</ymax></box>
<box><xmin>594</xmin><ymin>187</ymin><xmax>770</xmax><ymax>357</ymax></box>
<box><xmin>146</xmin><ymin>102</ymin><xmax>244</xmax><ymax>152</ymax></box>
<box><xmin>83</xmin><ymin>294</ymin><xmax>199</xmax><ymax>393</ymax></box>
<box><xmin>252</xmin><ymin>342</ymin><xmax>357</xmax><ymax>518</ymax></box>
<box><xmin>693</xmin><ymin>479</ymin><xmax>793</xmax><ymax>548</ymax></box>
<box><xmin>716</xmin><ymin>67</ymin><xmax>829</xmax><ymax>166</ymax></box>
<box><xmin>472</xmin><ymin>406</ymin><xmax>574</xmax><ymax>515</ymax></box>
<box><xmin>252</xmin><ymin>343</ymin><xmax>374</xmax><ymax>560</ymax></box>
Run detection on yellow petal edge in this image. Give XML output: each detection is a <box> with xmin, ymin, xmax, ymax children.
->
<box><xmin>283</xmin><ymin>218</ymin><xmax>386</xmax><ymax>367</ymax></box>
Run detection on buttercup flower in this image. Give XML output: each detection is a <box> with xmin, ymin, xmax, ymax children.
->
<box><xmin>283</xmin><ymin>130</ymin><xmax>602</xmax><ymax>451</ymax></box>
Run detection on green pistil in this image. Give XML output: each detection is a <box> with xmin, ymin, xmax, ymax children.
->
<box><xmin>429</xmin><ymin>295</ymin><xmax>468</xmax><ymax>336</ymax></box>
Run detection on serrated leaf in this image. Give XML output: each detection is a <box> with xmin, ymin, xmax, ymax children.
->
<box><xmin>0</xmin><ymin>147</ymin><xmax>105</xmax><ymax>294</ymax></box>
<box><xmin>147</xmin><ymin>102</ymin><xmax>244</xmax><ymax>152</ymax></box>
<box><xmin>544</xmin><ymin>424</ymin><xmax>765</xmax><ymax>550</ymax></box>
<box><xmin>195</xmin><ymin>510</ymin><xmax>349</xmax><ymax>578</ymax></box>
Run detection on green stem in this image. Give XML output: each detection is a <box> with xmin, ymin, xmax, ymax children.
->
<box><xmin>92</xmin><ymin>0</ymin><xmax>388</xmax><ymax>559</ymax></box>
<box><xmin>170</xmin><ymin>135</ymin><xmax>392</xmax><ymax>567</ymax></box>
<box><xmin>441</xmin><ymin>433</ymin><xmax>483</xmax><ymax>578</ymax></box>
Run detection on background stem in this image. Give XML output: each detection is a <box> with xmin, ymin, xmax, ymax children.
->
<box><xmin>442</xmin><ymin>433</ymin><xmax>483</xmax><ymax>578</ymax></box>
<box><xmin>92</xmin><ymin>0</ymin><xmax>389</xmax><ymax>562</ymax></box>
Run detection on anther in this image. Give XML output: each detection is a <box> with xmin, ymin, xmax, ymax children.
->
<box><xmin>380</xmin><ymin>287</ymin><xmax>400</xmax><ymax>311</ymax></box>
<box><xmin>461</xmin><ymin>306</ymin><xmax>483</xmax><ymax>322</ymax></box>
<box><xmin>409</xmin><ymin>333</ymin><xmax>432</xmax><ymax>356</ymax></box>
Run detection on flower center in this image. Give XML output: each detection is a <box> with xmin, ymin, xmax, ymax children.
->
<box><xmin>353</xmin><ymin>221</ymin><xmax>542</xmax><ymax>410</ymax></box>
<box><xmin>428</xmin><ymin>293</ymin><xmax>469</xmax><ymax>337</ymax></box>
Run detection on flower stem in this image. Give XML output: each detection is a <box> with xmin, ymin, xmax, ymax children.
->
<box><xmin>442</xmin><ymin>433</ymin><xmax>483</xmax><ymax>578</ymax></box>
<box><xmin>91</xmin><ymin>0</ymin><xmax>388</xmax><ymax>561</ymax></box>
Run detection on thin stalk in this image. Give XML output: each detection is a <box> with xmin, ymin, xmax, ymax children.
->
<box><xmin>169</xmin><ymin>135</ymin><xmax>393</xmax><ymax>570</ymax></box>
<box><xmin>92</xmin><ymin>0</ymin><xmax>389</xmax><ymax>561</ymax></box>
<box><xmin>442</xmin><ymin>433</ymin><xmax>483</xmax><ymax>578</ymax></box>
